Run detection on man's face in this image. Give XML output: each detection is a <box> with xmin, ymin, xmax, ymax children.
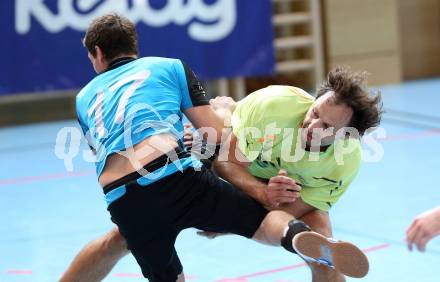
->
<box><xmin>301</xmin><ymin>91</ymin><xmax>353</xmax><ymax>148</ymax></box>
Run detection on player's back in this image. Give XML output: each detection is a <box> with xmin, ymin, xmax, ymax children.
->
<box><xmin>76</xmin><ymin>57</ymin><xmax>190</xmax><ymax>182</ymax></box>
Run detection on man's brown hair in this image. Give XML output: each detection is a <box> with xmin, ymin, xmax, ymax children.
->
<box><xmin>83</xmin><ymin>14</ymin><xmax>139</xmax><ymax>61</ymax></box>
<box><xmin>316</xmin><ymin>66</ymin><xmax>382</xmax><ymax>136</ymax></box>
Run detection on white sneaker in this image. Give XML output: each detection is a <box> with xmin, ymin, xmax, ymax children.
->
<box><xmin>292</xmin><ymin>231</ymin><xmax>369</xmax><ymax>278</ymax></box>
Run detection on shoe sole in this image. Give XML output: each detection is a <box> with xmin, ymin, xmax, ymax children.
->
<box><xmin>293</xmin><ymin>232</ymin><xmax>369</xmax><ymax>278</ymax></box>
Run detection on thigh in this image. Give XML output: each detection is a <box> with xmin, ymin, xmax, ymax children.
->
<box><xmin>107</xmin><ymin>181</ymin><xmax>184</xmax><ymax>281</ymax></box>
<box><xmin>127</xmin><ymin>231</ymin><xmax>182</xmax><ymax>282</ymax></box>
<box><xmin>182</xmin><ymin>167</ymin><xmax>269</xmax><ymax>238</ymax></box>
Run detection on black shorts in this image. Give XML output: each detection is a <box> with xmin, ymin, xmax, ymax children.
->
<box><xmin>107</xmin><ymin>166</ymin><xmax>268</xmax><ymax>282</ymax></box>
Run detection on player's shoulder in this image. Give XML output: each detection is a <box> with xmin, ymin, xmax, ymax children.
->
<box><xmin>250</xmin><ymin>85</ymin><xmax>314</xmax><ymax>104</ymax></box>
<box><xmin>267</xmin><ymin>85</ymin><xmax>315</xmax><ymax>100</ymax></box>
<box><xmin>243</xmin><ymin>85</ymin><xmax>313</xmax><ymax>113</ymax></box>
<box><xmin>137</xmin><ymin>56</ymin><xmax>182</xmax><ymax>68</ymax></box>
<box><xmin>136</xmin><ymin>57</ymin><xmax>187</xmax><ymax>79</ymax></box>
<box><xmin>76</xmin><ymin>80</ymin><xmax>94</xmax><ymax>102</ymax></box>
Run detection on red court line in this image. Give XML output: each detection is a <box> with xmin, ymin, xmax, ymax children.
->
<box><xmin>113</xmin><ymin>273</ymin><xmax>197</xmax><ymax>279</ymax></box>
<box><xmin>6</xmin><ymin>269</ymin><xmax>33</xmax><ymax>275</ymax></box>
<box><xmin>362</xmin><ymin>243</ymin><xmax>390</xmax><ymax>253</ymax></box>
<box><xmin>0</xmin><ymin>169</ymin><xmax>95</xmax><ymax>187</ymax></box>
<box><xmin>216</xmin><ymin>279</ymin><xmax>248</xmax><ymax>282</ymax></box>
<box><xmin>216</xmin><ymin>243</ymin><xmax>391</xmax><ymax>281</ymax></box>
<box><xmin>381</xmin><ymin>128</ymin><xmax>440</xmax><ymax>142</ymax></box>
<box><xmin>216</xmin><ymin>262</ymin><xmax>307</xmax><ymax>281</ymax></box>
<box><xmin>4</xmin><ymin>244</ymin><xmax>391</xmax><ymax>278</ymax></box>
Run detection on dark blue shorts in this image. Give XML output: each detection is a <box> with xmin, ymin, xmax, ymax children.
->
<box><xmin>106</xmin><ymin>165</ymin><xmax>268</xmax><ymax>282</ymax></box>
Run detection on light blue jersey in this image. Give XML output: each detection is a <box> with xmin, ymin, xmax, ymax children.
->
<box><xmin>76</xmin><ymin>57</ymin><xmax>207</xmax><ymax>179</ymax></box>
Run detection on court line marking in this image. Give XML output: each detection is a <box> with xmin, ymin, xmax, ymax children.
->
<box><xmin>3</xmin><ymin>244</ymin><xmax>390</xmax><ymax>280</ymax></box>
<box><xmin>0</xmin><ymin>169</ymin><xmax>95</xmax><ymax>186</ymax></box>
<box><xmin>214</xmin><ymin>244</ymin><xmax>390</xmax><ymax>281</ymax></box>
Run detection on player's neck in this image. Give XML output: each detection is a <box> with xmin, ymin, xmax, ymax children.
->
<box><xmin>103</xmin><ymin>55</ymin><xmax>138</xmax><ymax>73</ymax></box>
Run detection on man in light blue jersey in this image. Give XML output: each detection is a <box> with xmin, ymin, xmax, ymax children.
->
<box><xmin>66</xmin><ymin>14</ymin><xmax>368</xmax><ymax>282</ymax></box>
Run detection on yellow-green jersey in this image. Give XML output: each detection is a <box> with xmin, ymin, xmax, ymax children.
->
<box><xmin>231</xmin><ymin>85</ymin><xmax>361</xmax><ymax>211</ymax></box>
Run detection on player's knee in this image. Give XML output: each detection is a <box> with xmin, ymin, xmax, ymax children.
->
<box><xmin>103</xmin><ymin>227</ymin><xmax>129</xmax><ymax>256</ymax></box>
<box><xmin>301</xmin><ymin>210</ymin><xmax>333</xmax><ymax>237</ymax></box>
<box><xmin>281</xmin><ymin>219</ymin><xmax>311</xmax><ymax>253</ymax></box>
<box><xmin>176</xmin><ymin>272</ymin><xmax>186</xmax><ymax>282</ymax></box>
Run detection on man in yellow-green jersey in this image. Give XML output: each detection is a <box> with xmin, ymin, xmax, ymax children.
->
<box><xmin>229</xmin><ymin>85</ymin><xmax>360</xmax><ymax>212</ymax></box>
<box><xmin>211</xmin><ymin>67</ymin><xmax>381</xmax><ymax>281</ymax></box>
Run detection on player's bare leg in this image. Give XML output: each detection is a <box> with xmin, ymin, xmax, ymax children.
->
<box><xmin>253</xmin><ymin>210</ymin><xmax>369</xmax><ymax>278</ymax></box>
<box><xmin>60</xmin><ymin>227</ymin><xmax>128</xmax><ymax>282</ymax></box>
<box><xmin>300</xmin><ymin>210</ymin><xmax>345</xmax><ymax>282</ymax></box>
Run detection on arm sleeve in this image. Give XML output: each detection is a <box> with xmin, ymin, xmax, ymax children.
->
<box><xmin>231</xmin><ymin>99</ymin><xmax>264</xmax><ymax>162</ymax></box>
<box><xmin>174</xmin><ymin>60</ymin><xmax>210</xmax><ymax>111</ymax></box>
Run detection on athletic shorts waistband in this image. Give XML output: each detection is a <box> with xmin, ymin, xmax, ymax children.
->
<box><xmin>103</xmin><ymin>147</ymin><xmax>190</xmax><ymax>195</ymax></box>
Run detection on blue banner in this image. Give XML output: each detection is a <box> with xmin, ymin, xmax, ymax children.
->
<box><xmin>0</xmin><ymin>0</ymin><xmax>275</xmax><ymax>95</ymax></box>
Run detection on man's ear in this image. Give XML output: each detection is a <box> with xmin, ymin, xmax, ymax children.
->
<box><xmin>94</xmin><ymin>45</ymin><xmax>106</xmax><ymax>63</ymax></box>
